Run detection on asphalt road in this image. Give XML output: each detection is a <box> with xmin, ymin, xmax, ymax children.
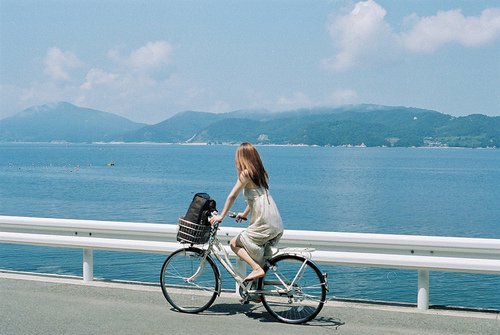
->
<box><xmin>0</xmin><ymin>272</ymin><xmax>498</xmax><ymax>335</ymax></box>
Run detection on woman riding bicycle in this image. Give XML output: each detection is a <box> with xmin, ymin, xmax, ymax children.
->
<box><xmin>162</xmin><ymin>145</ymin><xmax>326</xmax><ymax>322</ymax></box>
<box><xmin>209</xmin><ymin>142</ymin><xmax>283</xmax><ymax>282</ymax></box>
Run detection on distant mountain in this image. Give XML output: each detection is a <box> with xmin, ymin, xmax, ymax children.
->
<box><xmin>0</xmin><ymin>102</ymin><xmax>145</xmax><ymax>142</ymax></box>
<box><xmin>186</xmin><ymin>105</ymin><xmax>499</xmax><ymax>148</ymax></box>
<box><xmin>1</xmin><ymin>103</ymin><xmax>498</xmax><ymax>148</ymax></box>
<box><xmin>116</xmin><ymin>111</ymin><xmax>223</xmax><ymax>143</ymax></box>
<box><xmin>119</xmin><ymin>104</ymin><xmax>499</xmax><ymax>148</ymax></box>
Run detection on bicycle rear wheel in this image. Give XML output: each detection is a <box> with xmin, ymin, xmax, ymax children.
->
<box><xmin>160</xmin><ymin>247</ymin><xmax>220</xmax><ymax>313</ymax></box>
<box><xmin>260</xmin><ymin>254</ymin><xmax>327</xmax><ymax>324</ymax></box>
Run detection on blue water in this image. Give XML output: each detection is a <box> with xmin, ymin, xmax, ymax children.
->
<box><xmin>1</xmin><ymin>143</ymin><xmax>499</xmax><ymax>309</ymax></box>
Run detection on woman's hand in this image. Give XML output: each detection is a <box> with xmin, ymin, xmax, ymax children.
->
<box><xmin>209</xmin><ymin>214</ymin><xmax>223</xmax><ymax>226</ymax></box>
<box><xmin>235</xmin><ymin>213</ymin><xmax>247</xmax><ymax>223</ymax></box>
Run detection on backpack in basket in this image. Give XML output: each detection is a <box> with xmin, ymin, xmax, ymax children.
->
<box><xmin>177</xmin><ymin>193</ymin><xmax>217</xmax><ymax>244</ymax></box>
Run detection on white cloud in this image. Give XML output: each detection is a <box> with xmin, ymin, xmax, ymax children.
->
<box><xmin>43</xmin><ymin>47</ymin><xmax>81</xmax><ymax>81</ymax></box>
<box><xmin>80</xmin><ymin>68</ymin><xmax>119</xmax><ymax>90</ymax></box>
<box><xmin>252</xmin><ymin>89</ymin><xmax>358</xmax><ymax>112</ymax></box>
<box><xmin>209</xmin><ymin>100</ymin><xmax>232</xmax><ymax>113</ymax></box>
<box><xmin>401</xmin><ymin>8</ymin><xmax>500</xmax><ymax>52</ymax></box>
<box><xmin>76</xmin><ymin>69</ymin><xmax>162</xmax><ymax>120</ymax></box>
<box><xmin>116</xmin><ymin>41</ymin><xmax>173</xmax><ymax>71</ymax></box>
<box><xmin>328</xmin><ymin>89</ymin><xmax>359</xmax><ymax>105</ymax></box>
<box><xmin>0</xmin><ymin>41</ymin><xmax>180</xmax><ymax>123</ymax></box>
<box><xmin>276</xmin><ymin>92</ymin><xmax>312</xmax><ymax>109</ymax></box>
<box><xmin>74</xmin><ymin>41</ymin><xmax>177</xmax><ymax>122</ymax></box>
<box><xmin>324</xmin><ymin>1</ymin><xmax>500</xmax><ymax>71</ymax></box>
<box><xmin>323</xmin><ymin>0</ymin><xmax>393</xmax><ymax>71</ymax></box>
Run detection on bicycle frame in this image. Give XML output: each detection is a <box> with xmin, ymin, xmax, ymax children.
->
<box><xmin>161</xmin><ymin>216</ymin><xmax>329</xmax><ymax>323</ymax></box>
<box><xmin>185</xmin><ymin>223</ymin><xmax>323</xmax><ymax>298</ymax></box>
<box><xmin>187</xmin><ymin>223</ymin><xmax>252</xmax><ymax>292</ymax></box>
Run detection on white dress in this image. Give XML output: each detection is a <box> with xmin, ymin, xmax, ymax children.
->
<box><xmin>236</xmin><ymin>187</ymin><xmax>283</xmax><ymax>266</ymax></box>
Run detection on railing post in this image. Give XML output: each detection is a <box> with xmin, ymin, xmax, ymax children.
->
<box><xmin>417</xmin><ymin>269</ymin><xmax>429</xmax><ymax>310</ymax></box>
<box><xmin>83</xmin><ymin>248</ymin><xmax>93</xmax><ymax>283</ymax></box>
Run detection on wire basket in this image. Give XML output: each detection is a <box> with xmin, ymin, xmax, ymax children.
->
<box><xmin>176</xmin><ymin>218</ymin><xmax>211</xmax><ymax>244</ymax></box>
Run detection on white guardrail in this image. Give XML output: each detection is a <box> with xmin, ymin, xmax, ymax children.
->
<box><xmin>1</xmin><ymin>215</ymin><xmax>500</xmax><ymax>310</ymax></box>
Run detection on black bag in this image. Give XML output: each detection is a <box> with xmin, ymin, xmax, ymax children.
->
<box><xmin>177</xmin><ymin>193</ymin><xmax>217</xmax><ymax>244</ymax></box>
<box><xmin>183</xmin><ymin>193</ymin><xmax>217</xmax><ymax>226</ymax></box>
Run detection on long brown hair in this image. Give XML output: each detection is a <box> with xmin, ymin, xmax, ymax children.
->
<box><xmin>235</xmin><ymin>142</ymin><xmax>269</xmax><ymax>189</ymax></box>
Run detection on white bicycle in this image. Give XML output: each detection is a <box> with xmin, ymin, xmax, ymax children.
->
<box><xmin>160</xmin><ymin>212</ymin><xmax>328</xmax><ymax>324</ymax></box>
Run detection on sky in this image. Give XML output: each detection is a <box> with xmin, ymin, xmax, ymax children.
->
<box><xmin>1</xmin><ymin>0</ymin><xmax>499</xmax><ymax>124</ymax></box>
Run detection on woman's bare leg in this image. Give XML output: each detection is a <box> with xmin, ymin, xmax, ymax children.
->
<box><xmin>230</xmin><ymin>237</ymin><xmax>265</xmax><ymax>281</ymax></box>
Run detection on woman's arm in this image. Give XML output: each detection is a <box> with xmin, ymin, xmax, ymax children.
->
<box><xmin>209</xmin><ymin>173</ymin><xmax>249</xmax><ymax>224</ymax></box>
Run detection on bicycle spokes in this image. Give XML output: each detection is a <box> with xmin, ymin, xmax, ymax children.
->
<box><xmin>260</xmin><ymin>255</ymin><xmax>327</xmax><ymax>324</ymax></box>
<box><xmin>160</xmin><ymin>248</ymin><xmax>220</xmax><ymax>313</ymax></box>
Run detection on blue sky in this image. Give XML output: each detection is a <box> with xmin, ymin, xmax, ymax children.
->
<box><xmin>1</xmin><ymin>0</ymin><xmax>499</xmax><ymax>123</ymax></box>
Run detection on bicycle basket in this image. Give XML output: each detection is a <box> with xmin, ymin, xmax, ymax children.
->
<box><xmin>176</xmin><ymin>218</ymin><xmax>211</xmax><ymax>244</ymax></box>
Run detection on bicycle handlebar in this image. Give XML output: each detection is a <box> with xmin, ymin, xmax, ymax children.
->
<box><xmin>228</xmin><ymin>211</ymin><xmax>247</xmax><ymax>221</ymax></box>
<box><xmin>210</xmin><ymin>211</ymin><xmax>247</xmax><ymax>223</ymax></box>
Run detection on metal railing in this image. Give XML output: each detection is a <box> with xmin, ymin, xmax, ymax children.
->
<box><xmin>1</xmin><ymin>215</ymin><xmax>500</xmax><ymax>310</ymax></box>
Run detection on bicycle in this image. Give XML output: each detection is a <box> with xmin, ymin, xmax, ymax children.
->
<box><xmin>160</xmin><ymin>211</ymin><xmax>328</xmax><ymax>324</ymax></box>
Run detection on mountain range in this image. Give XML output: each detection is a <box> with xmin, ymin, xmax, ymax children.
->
<box><xmin>0</xmin><ymin>102</ymin><xmax>145</xmax><ymax>143</ymax></box>
<box><xmin>1</xmin><ymin>102</ymin><xmax>498</xmax><ymax>148</ymax></box>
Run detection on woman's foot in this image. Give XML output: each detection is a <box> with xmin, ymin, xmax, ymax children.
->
<box><xmin>244</xmin><ymin>268</ymin><xmax>265</xmax><ymax>282</ymax></box>
<box><xmin>239</xmin><ymin>295</ymin><xmax>262</xmax><ymax>304</ymax></box>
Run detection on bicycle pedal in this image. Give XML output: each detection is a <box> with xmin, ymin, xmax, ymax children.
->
<box><xmin>239</xmin><ymin>298</ymin><xmax>250</xmax><ymax>305</ymax></box>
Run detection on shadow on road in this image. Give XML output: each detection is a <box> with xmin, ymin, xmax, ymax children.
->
<box><xmin>205</xmin><ymin>302</ymin><xmax>345</xmax><ymax>329</ymax></box>
<box><xmin>306</xmin><ymin>316</ymin><xmax>345</xmax><ymax>329</ymax></box>
<box><xmin>204</xmin><ymin>302</ymin><xmax>255</xmax><ymax>316</ymax></box>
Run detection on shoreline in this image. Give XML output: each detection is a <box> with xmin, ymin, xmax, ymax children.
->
<box><xmin>0</xmin><ymin>141</ymin><xmax>497</xmax><ymax>149</ymax></box>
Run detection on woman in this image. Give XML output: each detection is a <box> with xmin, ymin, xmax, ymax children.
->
<box><xmin>209</xmin><ymin>143</ymin><xmax>283</xmax><ymax>282</ymax></box>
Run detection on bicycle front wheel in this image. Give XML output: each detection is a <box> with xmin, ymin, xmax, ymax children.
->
<box><xmin>160</xmin><ymin>247</ymin><xmax>220</xmax><ymax>313</ymax></box>
<box><xmin>260</xmin><ymin>254</ymin><xmax>327</xmax><ymax>324</ymax></box>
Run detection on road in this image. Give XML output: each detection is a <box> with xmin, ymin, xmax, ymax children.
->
<box><xmin>0</xmin><ymin>272</ymin><xmax>498</xmax><ymax>335</ymax></box>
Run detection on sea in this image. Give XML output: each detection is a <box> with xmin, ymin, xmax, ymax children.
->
<box><xmin>0</xmin><ymin>143</ymin><xmax>499</xmax><ymax>310</ymax></box>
